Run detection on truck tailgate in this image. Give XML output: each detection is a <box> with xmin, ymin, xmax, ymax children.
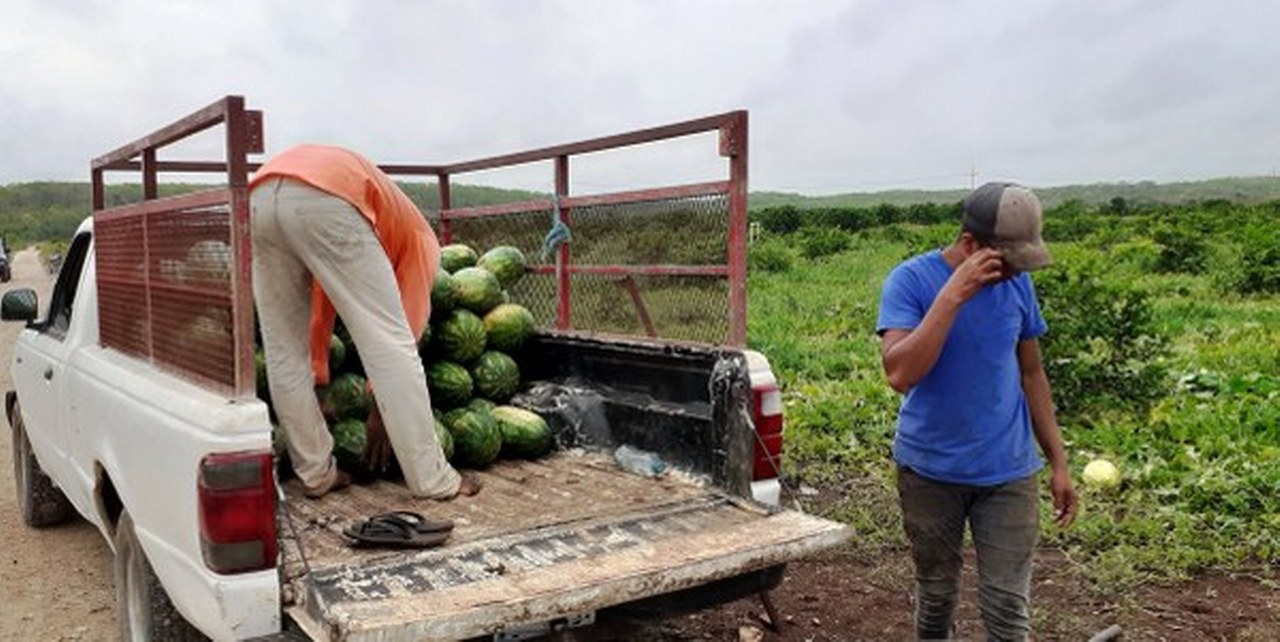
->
<box><xmin>281</xmin><ymin>451</ymin><xmax>848</xmax><ymax>641</ymax></box>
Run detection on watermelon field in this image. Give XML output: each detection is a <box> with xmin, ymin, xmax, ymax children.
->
<box><xmin>745</xmin><ymin>197</ymin><xmax>1279</xmax><ymax>600</ymax></box>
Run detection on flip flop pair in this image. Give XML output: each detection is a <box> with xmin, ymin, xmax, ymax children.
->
<box><xmin>342</xmin><ymin>511</ymin><xmax>455</xmax><ymax>549</ymax></box>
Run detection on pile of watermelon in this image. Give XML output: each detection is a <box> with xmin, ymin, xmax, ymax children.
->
<box><xmin>258</xmin><ymin>243</ymin><xmax>555</xmax><ymax>479</ymax></box>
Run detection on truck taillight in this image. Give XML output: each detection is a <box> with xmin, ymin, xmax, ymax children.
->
<box><xmin>752</xmin><ymin>384</ymin><xmax>784</xmax><ymax>481</ymax></box>
<box><xmin>198</xmin><ymin>452</ymin><xmax>277</xmax><ymax>574</ymax></box>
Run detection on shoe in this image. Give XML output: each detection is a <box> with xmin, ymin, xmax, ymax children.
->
<box><xmin>342</xmin><ymin>513</ymin><xmax>451</xmax><ymax>549</ymax></box>
<box><xmin>304</xmin><ymin>469</ymin><xmax>352</xmax><ymax>499</ymax></box>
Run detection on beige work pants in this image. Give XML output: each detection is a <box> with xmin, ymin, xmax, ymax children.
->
<box><xmin>250</xmin><ymin>177</ymin><xmax>460</xmax><ymax>498</ymax></box>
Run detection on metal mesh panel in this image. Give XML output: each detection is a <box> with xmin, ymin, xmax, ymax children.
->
<box><xmin>443</xmin><ymin>193</ymin><xmax>731</xmax><ymax>343</ymax></box>
<box><xmin>96</xmin><ymin>207</ymin><xmax>236</xmax><ymax>392</ymax></box>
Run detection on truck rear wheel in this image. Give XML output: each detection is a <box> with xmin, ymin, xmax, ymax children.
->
<box><xmin>10</xmin><ymin>405</ymin><xmax>74</xmax><ymax>527</ymax></box>
<box><xmin>114</xmin><ymin>511</ymin><xmax>208</xmax><ymax>641</ymax></box>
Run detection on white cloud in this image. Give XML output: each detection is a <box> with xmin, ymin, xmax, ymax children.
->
<box><xmin>2</xmin><ymin>0</ymin><xmax>1279</xmax><ymax>191</ymax></box>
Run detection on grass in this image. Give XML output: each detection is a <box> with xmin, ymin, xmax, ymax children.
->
<box><xmin>748</xmin><ymin>226</ymin><xmax>1280</xmax><ymax>596</ymax></box>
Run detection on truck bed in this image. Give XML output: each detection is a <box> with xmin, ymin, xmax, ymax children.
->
<box><xmin>279</xmin><ymin>450</ymin><xmax>846</xmax><ymax>641</ymax></box>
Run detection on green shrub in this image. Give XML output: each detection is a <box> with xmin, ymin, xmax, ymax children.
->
<box><xmin>1036</xmin><ymin>260</ymin><xmax>1171</xmax><ymax>417</ymax></box>
<box><xmin>797</xmin><ymin>225</ymin><xmax>851</xmax><ymax>259</ymax></box>
<box><xmin>748</xmin><ymin>238</ymin><xmax>794</xmax><ymax>273</ymax></box>
<box><xmin>1153</xmin><ymin>222</ymin><xmax>1209</xmax><ymax>274</ymax></box>
<box><xmin>1215</xmin><ymin>222</ymin><xmax>1280</xmax><ymax>295</ymax></box>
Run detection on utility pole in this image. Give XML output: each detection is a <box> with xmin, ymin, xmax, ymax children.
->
<box><xmin>969</xmin><ymin>164</ymin><xmax>978</xmax><ymax>189</ymax></box>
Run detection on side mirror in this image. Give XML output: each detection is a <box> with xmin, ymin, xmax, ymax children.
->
<box><xmin>1</xmin><ymin>288</ymin><xmax>38</xmax><ymax>322</ymax></box>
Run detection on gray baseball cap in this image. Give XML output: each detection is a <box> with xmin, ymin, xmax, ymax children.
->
<box><xmin>961</xmin><ymin>182</ymin><xmax>1052</xmax><ymax>271</ymax></box>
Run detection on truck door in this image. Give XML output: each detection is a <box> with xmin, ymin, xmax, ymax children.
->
<box><xmin>10</xmin><ymin>231</ymin><xmax>94</xmax><ymax>513</ymax></box>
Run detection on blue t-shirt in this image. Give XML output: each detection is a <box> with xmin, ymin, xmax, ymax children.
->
<box><xmin>876</xmin><ymin>250</ymin><xmax>1048</xmax><ymax>485</ymax></box>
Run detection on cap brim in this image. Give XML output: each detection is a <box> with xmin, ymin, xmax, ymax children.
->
<box><xmin>998</xmin><ymin>241</ymin><xmax>1052</xmax><ymax>272</ymax></box>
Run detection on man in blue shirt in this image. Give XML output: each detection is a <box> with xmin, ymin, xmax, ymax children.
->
<box><xmin>877</xmin><ymin>182</ymin><xmax>1078</xmax><ymax>641</ymax></box>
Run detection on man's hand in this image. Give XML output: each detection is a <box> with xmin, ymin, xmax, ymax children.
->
<box><xmin>363</xmin><ymin>404</ymin><xmax>394</xmax><ymax>471</ymax></box>
<box><xmin>942</xmin><ymin>247</ymin><xmax>1005</xmax><ymax>303</ymax></box>
<box><xmin>1050</xmin><ymin>466</ymin><xmax>1079</xmax><ymax>527</ymax></box>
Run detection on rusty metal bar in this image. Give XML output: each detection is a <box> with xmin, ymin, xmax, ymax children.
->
<box><xmin>723</xmin><ymin>112</ymin><xmax>749</xmax><ymax>347</ymax></box>
<box><xmin>527</xmin><ymin>265</ymin><xmax>729</xmax><ymax>277</ymax></box>
<box><xmin>225</xmin><ymin>96</ymin><xmax>256</xmax><ymax>398</ymax></box>
<box><xmin>441</xmin><ymin>181</ymin><xmax>731</xmax><ymax>220</ymax></box>
<box><xmin>440</xmin><ymin>111</ymin><xmax>745</xmax><ymax>174</ymax></box>
<box><xmin>617</xmin><ymin>276</ymin><xmax>657</xmax><ymax>338</ymax></box>
<box><xmin>92</xmin><ymin>96</ymin><xmax>237</xmax><ymax>171</ymax></box>
<box><xmin>554</xmin><ymin>155</ymin><xmax>571</xmax><ymax>331</ymax></box>
<box><xmin>142</xmin><ymin>149</ymin><xmax>158</xmax><ymax>200</ymax></box>
<box><xmin>377</xmin><ymin>164</ymin><xmax>447</xmax><ymax>176</ymax></box>
<box><xmin>91</xmin><ymin>168</ymin><xmax>105</xmax><ymax>211</ymax></box>
<box><xmin>95</xmin><ymin>188</ymin><xmax>231</xmax><ymax>221</ymax></box>
<box><xmin>438</xmin><ymin>175</ymin><xmax>453</xmax><ymax>244</ymax></box>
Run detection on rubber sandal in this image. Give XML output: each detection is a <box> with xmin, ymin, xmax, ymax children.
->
<box><xmin>342</xmin><ymin>514</ymin><xmax>450</xmax><ymax>549</ymax></box>
<box><xmin>381</xmin><ymin>510</ymin><xmax>454</xmax><ymax>534</ymax></box>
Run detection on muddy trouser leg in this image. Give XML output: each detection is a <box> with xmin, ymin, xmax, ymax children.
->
<box><xmin>251</xmin><ymin>178</ymin><xmax>339</xmax><ymax>491</ymax></box>
<box><xmin>970</xmin><ymin>474</ymin><xmax>1039</xmax><ymax>642</ymax></box>
<box><xmin>898</xmin><ymin>466</ymin><xmax>968</xmax><ymax>640</ymax></box>
<box><xmin>269</xmin><ymin>179</ymin><xmax>461</xmax><ymax>499</ymax></box>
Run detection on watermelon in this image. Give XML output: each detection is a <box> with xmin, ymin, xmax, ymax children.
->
<box><xmin>254</xmin><ymin>349</ymin><xmax>270</xmax><ymax>401</ymax></box>
<box><xmin>467</xmin><ymin>397</ymin><xmax>496</xmax><ymax>414</ymax></box>
<box><xmin>431</xmin><ymin>270</ymin><xmax>460</xmax><ymax>319</ymax></box>
<box><xmin>324</xmin><ymin>373</ymin><xmax>372</xmax><ymax>420</ymax></box>
<box><xmin>452</xmin><ymin>267</ymin><xmax>504</xmax><ymax>314</ymax></box>
<box><xmin>434</xmin><ymin>416</ymin><xmax>455</xmax><ymax>461</ymax></box>
<box><xmin>426</xmin><ymin>360</ymin><xmax>473</xmax><ymax>408</ymax></box>
<box><xmin>328</xmin><ymin>333</ymin><xmax>346</xmax><ymax>374</ymax></box>
<box><xmin>477</xmin><ymin>245</ymin><xmax>528</xmax><ymax>288</ymax></box>
<box><xmin>484</xmin><ymin>303</ymin><xmax>536</xmax><ymax>353</ymax></box>
<box><xmin>492</xmin><ymin>406</ymin><xmax>553</xmax><ymax>460</ymax></box>
<box><xmin>470</xmin><ymin>351</ymin><xmax>521</xmax><ymax>402</ymax></box>
<box><xmin>436</xmin><ymin>308</ymin><xmax>488</xmax><ymax>363</ymax></box>
<box><xmin>443</xmin><ymin>407</ymin><xmax>502</xmax><ymax>468</ymax></box>
<box><xmin>330</xmin><ymin>418</ymin><xmax>368</xmax><ymax>473</ymax></box>
<box><xmin>335</xmin><ymin>319</ymin><xmax>363</xmax><ymax>376</ymax></box>
<box><xmin>440</xmin><ymin>244</ymin><xmax>478</xmax><ymax>273</ymax></box>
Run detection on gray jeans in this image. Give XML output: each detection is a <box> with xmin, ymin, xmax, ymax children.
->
<box><xmin>897</xmin><ymin>466</ymin><xmax>1040</xmax><ymax>641</ymax></box>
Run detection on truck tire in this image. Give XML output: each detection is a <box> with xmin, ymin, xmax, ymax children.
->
<box><xmin>114</xmin><ymin>511</ymin><xmax>209</xmax><ymax>641</ymax></box>
<box><xmin>10</xmin><ymin>405</ymin><xmax>74</xmax><ymax>527</ymax></box>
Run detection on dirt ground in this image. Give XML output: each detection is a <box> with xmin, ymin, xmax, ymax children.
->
<box><xmin>0</xmin><ymin>246</ymin><xmax>1276</xmax><ymax>641</ymax></box>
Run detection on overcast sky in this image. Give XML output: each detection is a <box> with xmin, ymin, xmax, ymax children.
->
<box><xmin>3</xmin><ymin>0</ymin><xmax>1279</xmax><ymax>195</ymax></box>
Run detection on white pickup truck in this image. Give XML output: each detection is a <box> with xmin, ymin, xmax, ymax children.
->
<box><xmin>4</xmin><ymin>96</ymin><xmax>849</xmax><ymax>641</ymax></box>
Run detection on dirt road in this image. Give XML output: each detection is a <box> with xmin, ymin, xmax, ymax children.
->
<box><xmin>0</xmin><ymin>249</ymin><xmax>118</xmax><ymax>641</ymax></box>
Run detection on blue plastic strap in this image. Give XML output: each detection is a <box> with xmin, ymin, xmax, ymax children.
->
<box><xmin>540</xmin><ymin>194</ymin><xmax>572</xmax><ymax>261</ymax></box>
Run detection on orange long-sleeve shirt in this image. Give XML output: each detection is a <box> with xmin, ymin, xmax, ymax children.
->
<box><xmin>250</xmin><ymin>144</ymin><xmax>439</xmax><ymax>385</ymax></box>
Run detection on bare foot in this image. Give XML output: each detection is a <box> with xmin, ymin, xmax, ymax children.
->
<box><xmin>304</xmin><ymin>469</ymin><xmax>352</xmax><ymax>499</ymax></box>
<box><xmin>455</xmin><ymin>473</ymin><xmax>482</xmax><ymax>497</ymax></box>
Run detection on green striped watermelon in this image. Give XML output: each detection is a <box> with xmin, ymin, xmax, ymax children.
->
<box><xmin>426</xmin><ymin>360</ymin><xmax>473</xmax><ymax>408</ymax></box>
<box><xmin>470</xmin><ymin>351</ymin><xmax>521</xmax><ymax>402</ymax></box>
<box><xmin>436</xmin><ymin>308</ymin><xmax>487</xmax><ymax>364</ymax></box>
<box><xmin>483</xmin><ymin>303</ymin><xmax>536</xmax><ymax>353</ymax></box>
<box><xmin>440</xmin><ymin>244</ymin><xmax>478</xmax><ymax>273</ymax></box>
<box><xmin>452</xmin><ymin>267</ymin><xmax>504</xmax><ymax>315</ymax></box>
<box><xmin>443</xmin><ymin>407</ymin><xmax>502</xmax><ymax>468</ymax></box>
<box><xmin>492</xmin><ymin>406</ymin><xmax>553</xmax><ymax>460</ymax></box>
<box><xmin>430</xmin><ymin>270</ymin><xmax>460</xmax><ymax>320</ymax></box>
<box><xmin>477</xmin><ymin>245</ymin><xmax>528</xmax><ymax>288</ymax></box>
